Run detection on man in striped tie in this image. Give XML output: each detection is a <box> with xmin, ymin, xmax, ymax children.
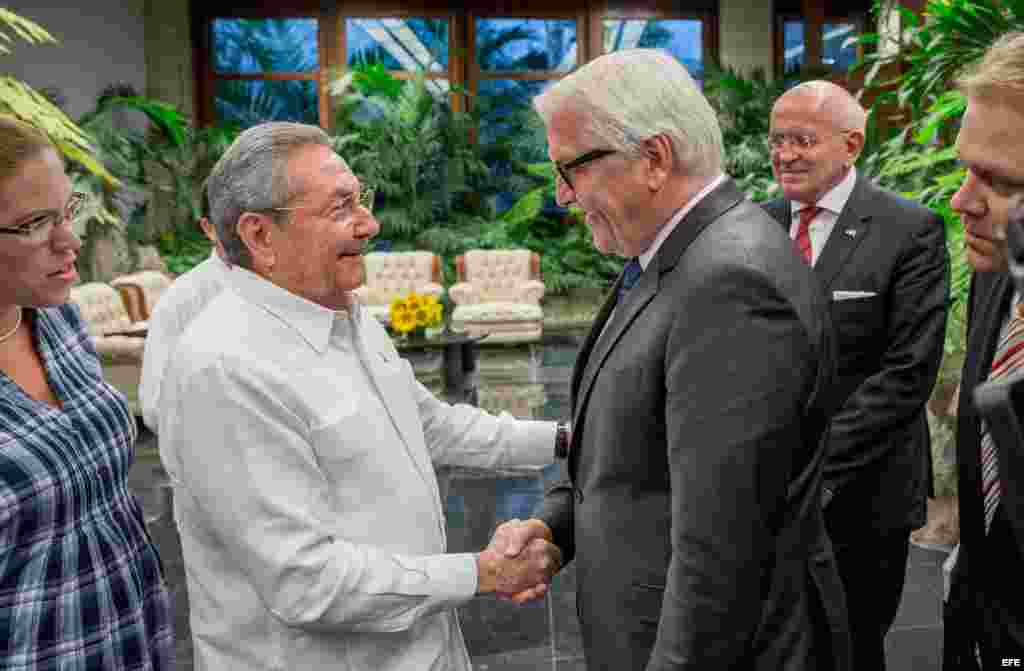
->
<box><xmin>947</xmin><ymin>32</ymin><xmax>1024</xmax><ymax>669</ymax></box>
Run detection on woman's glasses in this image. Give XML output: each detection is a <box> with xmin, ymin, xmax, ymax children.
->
<box><xmin>0</xmin><ymin>192</ymin><xmax>88</xmax><ymax>244</ymax></box>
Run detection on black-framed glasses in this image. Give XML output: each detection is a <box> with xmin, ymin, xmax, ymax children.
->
<box><xmin>0</xmin><ymin>192</ymin><xmax>89</xmax><ymax>244</ymax></box>
<box><xmin>554</xmin><ymin>149</ymin><xmax>617</xmax><ymax>192</ymax></box>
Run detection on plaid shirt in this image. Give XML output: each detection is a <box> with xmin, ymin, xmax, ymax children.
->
<box><xmin>0</xmin><ymin>305</ymin><xmax>174</xmax><ymax>670</ymax></box>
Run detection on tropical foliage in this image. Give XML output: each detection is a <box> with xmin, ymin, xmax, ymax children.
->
<box><xmin>0</xmin><ymin>10</ymin><xmax>117</xmax><ymax>187</ymax></box>
<box><xmin>212</xmin><ymin>18</ymin><xmax>320</xmax><ymax>128</ymax></box>
<box><xmin>701</xmin><ymin>63</ymin><xmax>790</xmax><ymax>202</ymax></box>
<box><xmin>329</xmin><ymin>68</ymin><xmax>545</xmax><ymax>286</ymax></box>
<box><xmin>853</xmin><ymin>0</ymin><xmax>1024</xmax><ymax>356</ymax></box>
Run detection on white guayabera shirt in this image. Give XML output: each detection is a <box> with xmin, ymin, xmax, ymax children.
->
<box><xmin>159</xmin><ymin>266</ymin><xmax>555</xmax><ymax>671</ymax></box>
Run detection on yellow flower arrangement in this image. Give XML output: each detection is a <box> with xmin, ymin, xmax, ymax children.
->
<box><xmin>388</xmin><ymin>292</ymin><xmax>444</xmax><ymax>338</ymax></box>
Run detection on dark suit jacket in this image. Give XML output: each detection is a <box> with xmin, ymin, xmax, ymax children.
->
<box><xmin>949</xmin><ymin>270</ymin><xmax>1024</xmax><ymax>653</ymax></box>
<box><xmin>764</xmin><ymin>175</ymin><xmax>949</xmax><ymax>541</ymax></box>
<box><xmin>537</xmin><ymin>179</ymin><xmax>851</xmax><ymax>671</ymax></box>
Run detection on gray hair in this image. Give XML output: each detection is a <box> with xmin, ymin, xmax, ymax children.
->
<box><xmin>534</xmin><ymin>49</ymin><xmax>723</xmax><ymax>178</ymax></box>
<box><xmin>206</xmin><ymin>121</ymin><xmax>335</xmax><ymax>269</ymax></box>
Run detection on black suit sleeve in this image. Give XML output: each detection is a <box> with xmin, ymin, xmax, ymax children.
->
<box><xmin>824</xmin><ymin>212</ymin><xmax>949</xmax><ymax>494</ymax></box>
<box><xmin>536</xmin><ymin>469</ymin><xmax>576</xmax><ymax>564</ymax></box>
<box><xmin>646</xmin><ymin>262</ymin><xmax>815</xmax><ymax>670</ymax></box>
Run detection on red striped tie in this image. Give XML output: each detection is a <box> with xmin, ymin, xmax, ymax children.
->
<box><xmin>795</xmin><ymin>206</ymin><xmax>820</xmax><ymax>264</ymax></box>
<box><xmin>980</xmin><ymin>303</ymin><xmax>1024</xmax><ymax>532</ymax></box>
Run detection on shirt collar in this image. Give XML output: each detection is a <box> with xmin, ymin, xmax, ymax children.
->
<box><xmin>639</xmin><ymin>173</ymin><xmax>727</xmax><ymax>270</ymax></box>
<box><xmin>225</xmin><ymin>266</ymin><xmax>356</xmax><ymax>354</ymax></box>
<box><xmin>790</xmin><ymin>166</ymin><xmax>858</xmax><ymax>217</ymax></box>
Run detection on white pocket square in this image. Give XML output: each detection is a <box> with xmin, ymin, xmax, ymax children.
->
<box><xmin>832</xmin><ymin>290</ymin><xmax>878</xmax><ymax>301</ymax></box>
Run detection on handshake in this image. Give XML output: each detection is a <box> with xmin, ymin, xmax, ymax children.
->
<box><xmin>476</xmin><ymin>518</ymin><xmax>562</xmax><ymax>604</ymax></box>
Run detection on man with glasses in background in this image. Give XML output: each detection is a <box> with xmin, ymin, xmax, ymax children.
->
<box><xmin>491</xmin><ymin>50</ymin><xmax>851</xmax><ymax>670</ymax></box>
<box><xmin>158</xmin><ymin>121</ymin><xmax>565</xmax><ymax>671</ymax></box>
<box><xmin>763</xmin><ymin>81</ymin><xmax>949</xmax><ymax>671</ymax></box>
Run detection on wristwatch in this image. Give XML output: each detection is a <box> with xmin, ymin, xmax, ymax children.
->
<box><xmin>555</xmin><ymin>422</ymin><xmax>571</xmax><ymax>459</ymax></box>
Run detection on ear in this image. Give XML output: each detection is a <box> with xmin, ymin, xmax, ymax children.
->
<box><xmin>844</xmin><ymin>129</ymin><xmax>866</xmax><ymax>166</ymax></box>
<box><xmin>198</xmin><ymin>217</ymin><xmax>217</xmax><ymax>244</ymax></box>
<box><xmin>640</xmin><ymin>134</ymin><xmax>674</xmax><ymax>191</ymax></box>
<box><xmin>236</xmin><ymin>212</ymin><xmax>277</xmax><ymax>271</ymax></box>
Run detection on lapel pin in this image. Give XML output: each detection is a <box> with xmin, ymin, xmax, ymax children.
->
<box><xmin>844</xmin><ymin>229</ymin><xmax>857</xmax><ymax>237</ymax></box>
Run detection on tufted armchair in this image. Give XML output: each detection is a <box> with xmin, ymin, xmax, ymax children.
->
<box><xmin>69</xmin><ymin>282</ymin><xmax>148</xmax><ymax>358</ymax></box>
<box><xmin>69</xmin><ymin>282</ymin><xmax>150</xmax><ymax>414</ymax></box>
<box><xmin>110</xmin><ymin>270</ymin><xmax>174</xmax><ymax>324</ymax></box>
<box><xmin>352</xmin><ymin>251</ymin><xmax>444</xmax><ymax>325</ymax></box>
<box><xmin>448</xmin><ymin>249</ymin><xmax>545</xmax><ymax>344</ymax></box>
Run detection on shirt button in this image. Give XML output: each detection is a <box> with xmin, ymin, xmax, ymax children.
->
<box><xmin>575</xmin><ymin>488</ymin><xmax>584</xmax><ymax>503</ymax></box>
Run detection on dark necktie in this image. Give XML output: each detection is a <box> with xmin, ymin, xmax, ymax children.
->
<box><xmin>794</xmin><ymin>206</ymin><xmax>820</xmax><ymax>264</ymax></box>
<box><xmin>618</xmin><ymin>258</ymin><xmax>642</xmax><ymax>302</ymax></box>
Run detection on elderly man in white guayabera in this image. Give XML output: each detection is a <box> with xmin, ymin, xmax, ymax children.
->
<box><xmin>158</xmin><ymin>121</ymin><xmax>567</xmax><ymax>671</ymax></box>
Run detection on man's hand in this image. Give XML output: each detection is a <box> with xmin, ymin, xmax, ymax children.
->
<box><xmin>482</xmin><ymin>518</ymin><xmax>559</xmax><ymax>604</ymax></box>
<box><xmin>477</xmin><ymin>537</ymin><xmax>562</xmax><ymax>601</ymax></box>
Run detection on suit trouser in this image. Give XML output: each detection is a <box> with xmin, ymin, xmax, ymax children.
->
<box><xmin>978</xmin><ymin>508</ymin><xmax>1024</xmax><ymax>668</ymax></box>
<box><xmin>829</xmin><ymin>527</ymin><xmax>910</xmax><ymax>671</ymax></box>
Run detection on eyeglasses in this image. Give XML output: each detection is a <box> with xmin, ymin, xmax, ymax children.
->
<box><xmin>768</xmin><ymin>130</ymin><xmax>852</xmax><ymax>153</ymax></box>
<box><xmin>270</xmin><ymin>185</ymin><xmax>376</xmax><ymax>223</ymax></box>
<box><xmin>554</xmin><ymin>149</ymin><xmax>617</xmax><ymax>192</ymax></box>
<box><xmin>0</xmin><ymin>192</ymin><xmax>89</xmax><ymax>244</ymax></box>
<box><xmin>767</xmin><ymin>132</ymin><xmax>825</xmax><ymax>153</ymax></box>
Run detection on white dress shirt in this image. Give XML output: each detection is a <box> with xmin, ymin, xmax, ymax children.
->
<box><xmin>638</xmin><ymin>173</ymin><xmax>727</xmax><ymax>271</ymax></box>
<box><xmin>788</xmin><ymin>167</ymin><xmax>858</xmax><ymax>266</ymax></box>
<box><xmin>158</xmin><ymin>266</ymin><xmax>555</xmax><ymax>671</ymax></box>
<box><xmin>139</xmin><ymin>251</ymin><xmax>230</xmax><ymax>432</ymax></box>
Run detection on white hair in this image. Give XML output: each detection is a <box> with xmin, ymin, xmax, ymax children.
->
<box><xmin>533</xmin><ymin>49</ymin><xmax>723</xmax><ymax>178</ymax></box>
<box><xmin>206</xmin><ymin>122</ymin><xmax>336</xmax><ymax>269</ymax></box>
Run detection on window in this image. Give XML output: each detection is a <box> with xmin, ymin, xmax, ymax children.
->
<box><xmin>345</xmin><ymin>17</ymin><xmax>451</xmax><ymax>97</ymax></box>
<box><xmin>210</xmin><ymin>18</ymin><xmax>321</xmax><ymax>128</ymax></box>
<box><xmin>776</xmin><ymin>14</ymin><xmax>864</xmax><ymax>80</ymax></box>
<box><xmin>603</xmin><ymin>19</ymin><xmax>704</xmax><ymax>83</ymax></box>
<box><xmin>197</xmin><ymin>4</ymin><xmax>715</xmax><ymax>141</ymax></box>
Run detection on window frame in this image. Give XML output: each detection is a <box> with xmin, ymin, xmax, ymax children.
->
<box><xmin>192</xmin><ymin>1</ymin><xmax>717</xmax><ymax>130</ymax></box>
<box><xmin>773</xmin><ymin>10</ymin><xmax>867</xmax><ymax>83</ymax></box>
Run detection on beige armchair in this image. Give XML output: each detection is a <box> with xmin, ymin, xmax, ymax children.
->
<box><xmin>69</xmin><ymin>282</ymin><xmax>149</xmax><ymax>414</ymax></box>
<box><xmin>352</xmin><ymin>251</ymin><xmax>444</xmax><ymax>325</ymax></box>
<box><xmin>449</xmin><ymin>249</ymin><xmax>544</xmax><ymax>344</ymax></box>
<box><xmin>110</xmin><ymin>270</ymin><xmax>174</xmax><ymax>324</ymax></box>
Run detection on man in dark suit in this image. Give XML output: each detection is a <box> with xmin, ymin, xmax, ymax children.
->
<box><xmin>487</xmin><ymin>49</ymin><xmax>850</xmax><ymax>671</ymax></box>
<box><xmin>946</xmin><ymin>32</ymin><xmax>1024</xmax><ymax>669</ymax></box>
<box><xmin>762</xmin><ymin>81</ymin><xmax>949</xmax><ymax>671</ymax></box>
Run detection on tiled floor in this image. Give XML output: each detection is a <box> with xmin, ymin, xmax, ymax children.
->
<box><xmin>129</xmin><ymin>338</ymin><xmax>950</xmax><ymax>670</ymax></box>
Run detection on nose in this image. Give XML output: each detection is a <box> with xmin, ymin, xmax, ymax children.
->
<box><xmin>771</xmin><ymin>144</ymin><xmax>797</xmax><ymax>164</ymax></box>
<box><xmin>352</xmin><ymin>210</ymin><xmax>380</xmax><ymax>240</ymax></box>
<box><xmin>951</xmin><ymin>170</ymin><xmax>984</xmax><ymax>219</ymax></box>
<box><xmin>51</xmin><ymin>219</ymin><xmax>82</xmax><ymax>253</ymax></box>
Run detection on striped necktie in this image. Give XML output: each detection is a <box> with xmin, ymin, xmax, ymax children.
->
<box><xmin>980</xmin><ymin>302</ymin><xmax>1024</xmax><ymax>532</ymax></box>
<box><xmin>794</xmin><ymin>206</ymin><xmax>820</xmax><ymax>264</ymax></box>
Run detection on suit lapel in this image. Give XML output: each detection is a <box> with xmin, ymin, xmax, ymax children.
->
<box><xmin>812</xmin><ymin>176</ymin><xmax>872</xmax><ymax>291</ymax></box>
<box><xmin>574</xmin><ymin>264</ymin><xmax>659</xmax><ymax>431</ymax></box>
